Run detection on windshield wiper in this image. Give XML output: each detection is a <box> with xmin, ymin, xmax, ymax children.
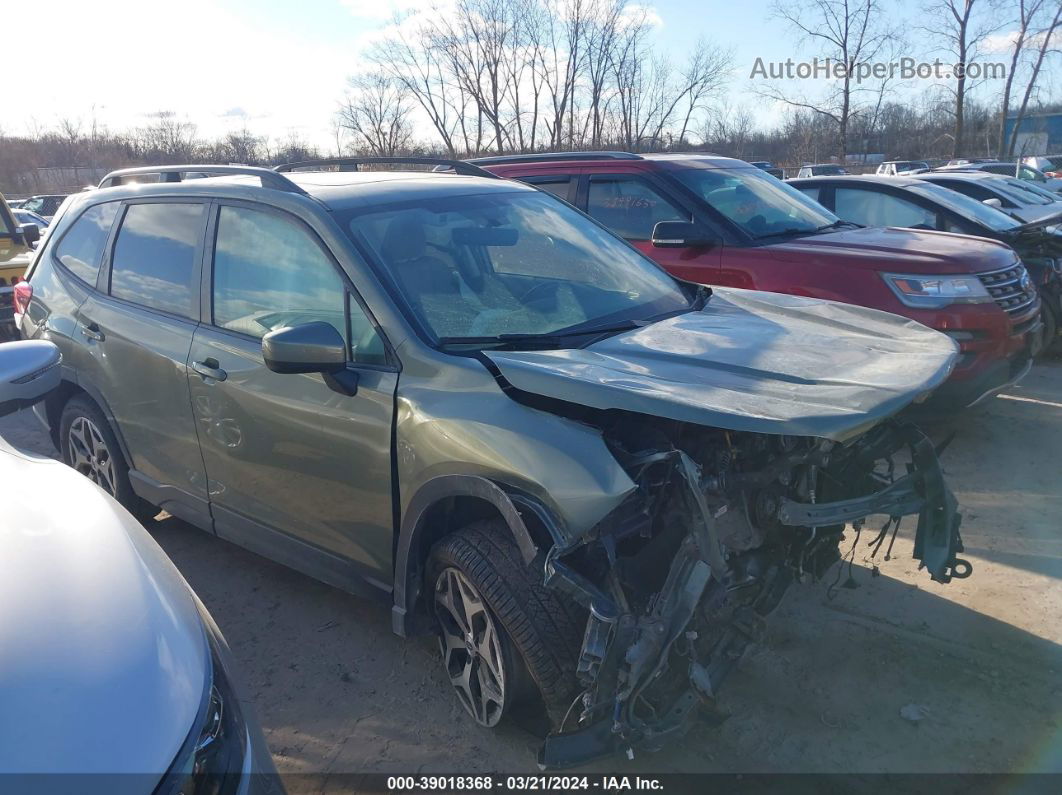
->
<box><xmin>753</xmin><ymin>219</ymin><xmax>860</xmax><ymax>241</ymax></box>
<box><xmin>816</xmin><ymin>219</ymin><xmax>863</xmax><ymax>231</ymax></box>
<box><xmin>438</xmin><ymin>319</ymin><xmax>647</xmax><ymax>349</ymax></box>
<box><xmin>752</xmin><ymin>226</ymin><xmax>820</xmax><ymax>241</ymax></box>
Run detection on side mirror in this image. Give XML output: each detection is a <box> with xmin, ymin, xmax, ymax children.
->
<box><xmin>17</xmin><ymin>223</ymin><xmax>40</xmax><ymax>247</ymax></box>
<box><xmin>983</xmin><ymin>198</ymin><xmax>1003</xmax><ymax>209</ymax></box>
<box><xmin>0</xmin><ymin>340</ymin><xmax>62</xmax><ymax>418</ymax></box>
<box><xmin>262</xmin><ymin>322</ymin><xmax>347</xmax><ymax>374</ymax></box>
<box><xmin>651</xmin><ymin>221</ymin><xmax>719</xmax><ymax>249</ymax></box>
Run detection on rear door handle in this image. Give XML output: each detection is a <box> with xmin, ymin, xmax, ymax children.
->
<box><xmin>81</xmin><ymin>322</ymin><xmax>104</xmax><ymax>342</ymax></box>
<box><xmin>192</xmin><ymin>359</ymin><xmax>228</xmax><ymax>382</ymax></box>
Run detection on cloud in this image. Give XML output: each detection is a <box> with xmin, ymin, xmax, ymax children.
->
<box><xmin>6</xmin><ymin>0</ymin><xmax>352</xmax><ymax>147</ymax></box>
<box><xmin>338</xmin><ymin>0</ymin><xmax>436</xmax><ymax>21</ymax></box>
<box><xmin>983</xmin><ymin>27</ymin><xmax>1055</xmax><ymax>54</ymax></box>
<box><xmin>621</xmin><ymin>3</ymin><xmax>664</xmax><ymax>29</ymax></box>
<box><xmin>984</xmin><ymin>31</ymin><xmax>1019</xmax><ymax>54</ymax></box>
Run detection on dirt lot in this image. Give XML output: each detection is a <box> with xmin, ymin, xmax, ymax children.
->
<box><xmin>2</xmin><ymin>362</ymin><xmax>1061</xmax><ymax>787</ymax></box>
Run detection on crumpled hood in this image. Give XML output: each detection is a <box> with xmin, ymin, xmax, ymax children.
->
<box><xmin>486</xmin><ymin>288</ymin><xmax>958</xmax><ymax>441</ymax></box>
<box><xmin>0</xmin><ymin>442</ymin><xmax>206</xmax><ymax>782</ymax></box>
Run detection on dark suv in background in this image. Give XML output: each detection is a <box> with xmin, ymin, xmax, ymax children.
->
<box><xmin>788</xmin><ymin>174</ymin><xmax>1062</xmax><ymax>350</ymax></box>
<box><xmin>16</xmin><ymin>159</ymin><xmax>966</xmax><ymax>767</ymax></box>
<box><xmin>476</xmin><ymin>152</ymin><xmax>1042</xmax><ymax>408</ymax></box>
<box><xmin>19</xmin><ymin>194</ymin><xmax>69</xmax><ymax>221</ymax></box>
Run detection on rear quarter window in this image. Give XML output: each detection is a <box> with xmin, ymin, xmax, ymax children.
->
<box><xmin>53</xmin><ymin>202</ymin><xmax>121</xmax><ymax>285</ymax></box>
<box><xmin>109</xmin><ymin>203</ymin><xmax>205</xmax><ymax>318</ymax></box>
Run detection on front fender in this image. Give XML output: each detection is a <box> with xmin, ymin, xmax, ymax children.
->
<box><xmin>391</xmin><ymin>474</ymin><xmax>557</xmax><ymax>637</ymax></box>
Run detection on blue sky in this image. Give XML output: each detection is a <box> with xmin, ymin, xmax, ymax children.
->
<box><xmin>6</xmin><ymin>0</ymin><xmax>1036</xmax><ymax>149</ymax></box>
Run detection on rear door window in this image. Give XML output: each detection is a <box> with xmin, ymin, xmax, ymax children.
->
<box><xmin>518</xmin><ymin>177</ymin><xmax>573</xmax><ymax>202</ymax></box>
<box><xmin>930</xmin><ymin>180</ymin><xmax>1010</xmax><ymax>207</ymax></box>
<box><xmin>586</xmin><ymin>176</ymin><xmax>689</xmax><ymax>240</ymax></box>
<box><xmin>834</xmin><ymin>188</ymin><xmax>938</xmax><ymax>228</ymax></box>
<box><xmin>53</xmin><ymin>202</ymin><xmax>121</xmax><ymax>285</ymax></box>
<box><xmin>109</xmin><ymin>202</ymin><xmax>205</xmax><ymax>318</ymax></box>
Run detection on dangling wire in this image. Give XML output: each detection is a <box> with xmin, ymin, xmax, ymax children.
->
<box><xmin>884</xmin><ymin>516</ymin><xmax>902</xmax><ymax>561</ymax></box>
<box><xmin>868</xmin><ymin>516</ymin><xmax>895</xmax><ymax>558</ymax></box>
<box><xmin>827</xmin><ymin>523</ymin><xmax>862</xmax><ymax>601</ymax></box>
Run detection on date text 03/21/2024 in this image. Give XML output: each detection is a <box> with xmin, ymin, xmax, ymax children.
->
<box><xmin>386</xmin><ymin>776</ymin><xmax>664</xmax><ymax>791</ymax></box>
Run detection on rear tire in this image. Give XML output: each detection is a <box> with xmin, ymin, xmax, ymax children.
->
<box><xmin>59</xmin><ymin>395</ymin><xmax>157</xmax><ymax>522</ymax></box>
<box><xmin>426</xmin><ymin>519</ymin><xmax>585</xmax><ymax>729</ymax></box>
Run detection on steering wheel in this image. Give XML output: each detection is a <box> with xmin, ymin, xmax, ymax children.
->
<box><xmin>746</xmin><ymin>214</ymin><xmax>768</xmax><ymax>235</ymax></box>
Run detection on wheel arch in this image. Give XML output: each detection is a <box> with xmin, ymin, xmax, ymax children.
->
<box><xmin>44</xmin><ymin>375</ymin><xmax>133</xmax><ymax>469</ymax></box>
<box><xmin>391</xmin><ymin>475</ymin><xmax>562</xmax><ymax>637</ymax></box>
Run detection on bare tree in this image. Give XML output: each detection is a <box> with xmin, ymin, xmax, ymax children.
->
<box><xmin>756</xmin><ymin>0</ymin><xmax>895</xmax><ymax>162</ymax></box>
<box><xmin>703</xmin><ymin>104</ymin><xmax>756</xmax><ymax>157</ymax></box>
<box><xmin>580</xmin><ymin>0</ymin><xmax>626</xmax><ymax>147</ymax></box>
<box><xmin>202</xmin><ymin>126</ymin><xmax>265</xmax><ymax>164</ymax></box>
<box><xmin>653</xmin><ymin>39</ymin><xmax>733</xmax><ymax>146</ymax></box>
<box><xmin>997</xmin><ymin>0</ymin><xmax>1045</xmax><ymax>155</ymax></box>
<box><xmin>135</xmin><ymin>111</ymin><xmax>199</xmax><ymax>161</ymax></box>
<box><xmin>338</xmin><ymin>72</ymin><xmax>414</xmax><ymax>156</ymax></box>
<box><xmin>920</xmin><ymin>0</ymin><xmax>996</xmax><ymax>158</ymax></box>
<box><xmin>1006</xmin><ymin>0</ymin><xmax>1062</xmax><ymax>156</ymax></box>
<box><xmin>369</xmin><ymin>11</ymin><xmax>464</xmax><ymax>155</ymax></box>
<box><xmin>270</xmin><ymin>131</ymin><xmax>321</xmax><ymax>164</ymax></box>
<box><xmin>436</xmin><ymin>0</ymin><xmax>519</xmax><ymax>153</ymax></box>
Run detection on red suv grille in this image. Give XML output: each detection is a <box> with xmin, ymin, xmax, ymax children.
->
<box><xmin>977</xmin><ymin>263</ymin><xmax>1037</xmax><ymax>316</ymax></box>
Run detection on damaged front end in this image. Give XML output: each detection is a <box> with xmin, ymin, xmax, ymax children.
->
<box><xmin>537</xmin><ymin>416</ymin><xmax>969</xmax><ymax>769</ymax></box>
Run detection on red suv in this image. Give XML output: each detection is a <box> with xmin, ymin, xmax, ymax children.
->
<box><xmin>476</xmin><ymin>152</ymin><xmax>1042</xmax><ymax>408</ymax></box>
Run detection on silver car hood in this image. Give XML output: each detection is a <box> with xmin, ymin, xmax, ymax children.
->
<box><xmin>486</xmin><ymin>288</ymin><xmax>958</xmax><ymax>442</ymax></box>
<box><xmin>1009</xmin><ymin>204</ymin><xmax>1062</xmax><ymax>226</ymax></box>
<box><xmin>0</xmin><ymin>440</ymin><xmax>206</xmax><ymax>779</ymax></box>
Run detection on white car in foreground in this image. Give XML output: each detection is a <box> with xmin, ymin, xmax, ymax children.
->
<box><xmin>0</xmin><ymin>341</ymin><xmax>282</xmax><ymax>795</ymax></box>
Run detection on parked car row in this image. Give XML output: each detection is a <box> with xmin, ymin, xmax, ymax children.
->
<box><xmin>760</xmin><ymin>156</ymin><xmax>1062</xmax><ymax>195</ymax></box>
<box><xmin>790</xmin><ymin>173</ymin><xmax>1062</xmax><ymax>345</ymax></box>
<box><xmin>475</xmin><ymin>152</ymin><xmax>1048</xmax><ymax>406</ymax></box>
<box><xmin>0</xmin><ymin>193</ymin><xmax>41</xmax><ymax>341</ymax></box>
<box><xmin>5</xmin><ymin>155</ymin><xmax>981</xmax><ymax>779</ymax></box>
<box><xmin>1022</xmin><ymin>154</ymin><xmax>1062</xmax><ymax>176</ymax></box>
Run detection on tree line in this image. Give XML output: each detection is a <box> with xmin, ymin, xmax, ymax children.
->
<box><xmin>337</xmin><ymin>0</ymin><xmax>1062</xmax><ymax>162</ymax></box>
<box><xmin>0</xmin><ymin>112</ymin><xmax>323</xmax><ymax>195</ymax></box>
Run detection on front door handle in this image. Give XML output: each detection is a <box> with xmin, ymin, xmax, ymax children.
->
<box><xmin>192</xmin><ymin>359</ymin><xmax>228</xmax><ymax>382</ymax></box>
<box><xmin>81</xmin><ymin>322</ymin><xmax>104</xmax><ymax>342</ymax></box>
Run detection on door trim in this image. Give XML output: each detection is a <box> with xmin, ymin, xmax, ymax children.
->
<box><xmin>128</xmin><ymin>469</ymin><xmax>213</xmax><ymax>531</ymax></box>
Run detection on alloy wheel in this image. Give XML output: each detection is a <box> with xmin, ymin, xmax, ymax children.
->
<box><xmin>434</xmin><ymin>566</ymin><xmax>507</xmax><ymax>727</ymax></box>
<box><xmin>67</xmin><ymin>416</ymin><xmax>118</xmax><ymax>496</ymax></box>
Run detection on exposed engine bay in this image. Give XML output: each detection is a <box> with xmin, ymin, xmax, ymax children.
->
<box><xmin>536</xmin><ymin>415</ymin><xmax>969</xmax><ymax>768</ymax></box>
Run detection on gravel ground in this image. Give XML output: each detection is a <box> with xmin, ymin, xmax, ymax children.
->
<box><xmin>2</xmin><ymin>361</ymin><xmax>1060</xmax><ymax>789</ymax></box>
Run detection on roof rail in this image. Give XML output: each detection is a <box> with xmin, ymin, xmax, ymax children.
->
<box><xmin>466</xmin><ymin>151</ymin><xmax>642</xmax><ymax>166</ymax></box>
<box><xmin>98</xmin><ymin>165</ymin><xmax>306</xmax><ymax>193</ymax></box>
<box><xmin>275</xmin><ymin>157</ymin><xmax>499</xmax><ymax>179</ymax></box>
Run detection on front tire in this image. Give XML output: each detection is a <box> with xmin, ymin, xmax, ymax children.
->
<box><xmin>59</xmin><ymin>396</ymin><xmax>156</xmax><ymax>521</ymax></box>
<box><xmin>426</xmin><ymin>520</ymin><xmax>585</xmax><ymax>729</ymax></box>
<box><xmin>1041</xmin><ymin>300</ymin><xmax>1059</xmax><ymax>356</ymax></box>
